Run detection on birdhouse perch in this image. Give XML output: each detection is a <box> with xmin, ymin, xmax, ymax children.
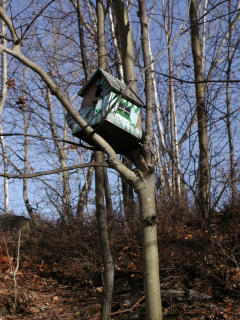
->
<box><xmin>66</xmin><ymin>68</ymin><xmax>144</xmax><ymax>153</ymax></box>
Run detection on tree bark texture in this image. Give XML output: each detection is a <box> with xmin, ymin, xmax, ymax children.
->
<box><xmin>94</xmin><ymin>151</ymin><xmax>114</xmax><ymax>320</ymax></box>
<box><xmin>121</xmin><ymin>164</ymin><xmax>136</xmax><ymax>232</ymax></box>
<box><xmin>108</xmin><ymin>6</ymin><xmax>124</xmax><ymax>81</ymax></box>
<box><xmin>138</xmin><ymin>0</ymin><xmax>154</xmax><ymax>166</ymax></box>
<box><xmin>46</xmin><ymin>87</ymin><xmax>72</xmax><ymax>224</ymax></box>
<box><xmin>97</xmin><ymin>0</ymin><xmax>106</xmax><ymax>71</ymax></box>
<box><xmin>96</xmin><ymin>1</ymin><xmax>114</xmax><ymax>319</ymax></box>
<box><xmin>103</xmin><ymin>167</ymin><xmax>114</xmax><ymax>227</ymax></box>
<box><xmin>77</xmin><ymin>0</ymin><xmax>90</xmax><ymax>81</ymax></box>
<box><xmin>76</xmin><ymin>159</ymin><xmax>94</xmax><ymax>222</ymax></box>
<box><xmin>112</xmin><ymin>0</ymin><xmax>137</xmax><ymax>92</ymax></box>
<box><xmin>0</xmin><ymin>0</ymin><xmax>9</xmax><ymax>215</ymax></box>
<box><xmin>137</xmin><ymin>1</ymin><xmax>162</xmax><ymax>319</ymax></box>
<box><xmin>132</xmin><ymin>156</ymin><xmax>162</xmax><ymax>320</ymax></box>
<box><xmin>0</xmin><ymin>1</ymin><xmax>7</xmax><ymax>115</ymax></box>
<box><xmin>169</xmin><ymin>47</ymin><xmax>176</xmax><ymax>197</ymax></box>
<box><xmin>23</xmin><ymin>102</ymin><xmax>36</xmax><ymax>222</ymax></box>
<box><xmin>190</xmin><ymin>0</ymin><xmax>210</xmax><ymax>219</ymax></box>
<box><xmin>111</xmin><ymin>1</ymin><xmax>136</xmax><ymax>226</ymax></box>
<box><xmin>0</xmin><ymin>121</ymin><xmax>9</xmax><ymax>214</ymax></box>
<box><xmin>165</xmin><ymin>0</ymin><xmax>177</xmax><ymax>197</ymax></box>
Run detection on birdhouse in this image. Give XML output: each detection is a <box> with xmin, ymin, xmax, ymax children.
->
<box><xmin>65</xmin><ymin>68</ymin><xmax>144</xmax><ymax>153</ymax></box>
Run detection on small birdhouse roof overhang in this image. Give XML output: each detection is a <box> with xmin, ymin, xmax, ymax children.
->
<box><xmin>78</xmin><ymin>68</ymin><xmax>145</xmax><ymax>109</ymax></box>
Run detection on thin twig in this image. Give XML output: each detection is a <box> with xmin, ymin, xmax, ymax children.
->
<box><xmin>110</xmin><ymin>295</ymin><xmax>145</xmax><ymax>316</ymax></box>
<box><xmin>13</xmin><ymin>229</ymin><xmax>21</xmax><ymax>313</ymax></box>
<box><xmin>0</xmin><ymin>133</ymin><xmax>96</xmax><ymax>150</ymax></box>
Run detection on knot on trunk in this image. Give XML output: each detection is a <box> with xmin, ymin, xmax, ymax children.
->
<box><xmin>144</xmin><ymin>214</ymin><xmax>157</xmax><ymax>226</ymax></box>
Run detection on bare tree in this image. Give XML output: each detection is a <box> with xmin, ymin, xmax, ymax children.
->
<box><xmin>226</xmin><ymin>0</ymin><xmax>236</xmax><ymax>206</ymax></box>
<box><xmin>190</xmin><ymin>0</ymin><xmax>210</xmax><ymax>219</ymax></box>
<box><xmin>22</xmin><ymin>88</ymin><xmax>36</xmax><ymax>222</ymax></box>
<box><xmin>95</xmin><ymin>1</ymin><xmax>114</xmax><ymax>319</ymax></box>
<box><xmin>0</xmin><ymin>0</ymin><xmax>9</xmax><ymax>214</ymax></box>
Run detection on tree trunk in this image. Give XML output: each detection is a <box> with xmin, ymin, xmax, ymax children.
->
<box><xmin>22</xmin><ymin>101</ymin><xmax>36</xmax><ymax>222</ymax></box>
<box><xmin>135</xmin><ymin>177</ymin><xmax>162</xmax><ymax>319</ymax></box>
<box><xmin>133</xmin><ymin>150</ymin><xmax>162</xmax><ymax>320</ymax></box>
<box><xmin>226</xmin><ymin>0</ymin><xmax>236</xmax><ymax>206</ymax></box>
<box><xmin>96</xmin><ymin>1</ymin><xmax>114</xmax><ymax>319</ymax></box>
<box><xmin>112</xmin><ymin>0</ymin><xmax>137</xmax><ymax>91</ymax></box>
<box><xmin>169</xmin><ymin>47</ymin><xmax>176</xmax><ymax>197</ymax></box>
<box><xmin>0</xmin><ymin>121</ymin><xmax>9</xmax><ymax>214</ymax></box>
<box><xmin>72</xmin><ymin>0</ymin><xmax>92</xmax><ymax>222</ymax></box>
<box><xmin>162</xmin><ymin>0</ymin><xmax>182</xmax><ymax>199</ymax></box>
<box><xmin>94</xmin><ymin>151</ymin><xmax>114</xmax><ymax>320</ymax></box>
<box><xmin>165</xmin><ymin>0</ymin><xmax>176</xmax><ymax>197</ymax></box>
<box><xmin>112</xmin><ymin>0</ymin><xmax>136</xmax><ymax>228</ymax></box>
<box><xmin>190</xmin><ymin>0</ymin><xmax>210</xmax><ymax>220</ymax></box>
<box><xmin>46</xmin><ymin>87</ymin><xmax>72</xmax><ymax>224</ymax></box>
<box><xmin>136</xmin><ymin>1</ymin><xmax>162</xmax><ymax>319</ymax></box>
<box><xmin>76</xmin><ymin>0</ymin><xmax>90</xmax><ymax>81</ymax></box>
<box><xmin>0</xmin><ymin>0</ymin><xmax>9</xmax><ymax>215</ymax></box>
<box><xmin>113</xmin><ymin>1</ymin><xmax>163</xmax><ymax>318</ymax></box>
<box><xmin>103</xmin><ymin>167</ymin><xmax>114</xmax><ymax>227</ymax></box>
<box><xmin>108</xmin><ymin>6</ymin><xmax>124</xmax><ymax>81</ymax></box>
<box><xmin>121</xmin><ymin>157</ymin><xmax>136</xmax><ymax>232</ymax></box>
<box><xmin>76</xmin><ymin>156</ymin><xmax>94</xmax><ymax>222</ymax></box>
<box><xmin>152</xmin><ymin>57</ymin><xmax>171</xmax><ymax>193</ymax></box>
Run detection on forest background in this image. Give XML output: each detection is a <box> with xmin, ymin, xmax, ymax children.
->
<box><xmin>1</xmin><ymin>0</ymin><xmax>240</xmax><ymax>219</ymax></box>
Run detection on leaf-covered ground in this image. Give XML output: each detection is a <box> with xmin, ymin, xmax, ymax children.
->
<box><xmin>0</xmin><ymin>206</ymin><xmax>240</xmax><ymax>319</ymax></box>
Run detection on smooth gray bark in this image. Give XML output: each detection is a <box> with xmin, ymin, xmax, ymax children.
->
<box><xmin>103</xmin><ymin>167</ymin><xmax>114</xmax><ymax>227</ymax></box>
<box><xmin>121</xmin><ymin>158</ymin><xmax>136</xmax><ymax>232</ymax></box>
<box><xmin>22</xmin><ymin>99</ymin><xmax>36</xmax><ymax>222</ymax></box>
<box><xmin>76</xmin><ymin>158</ymin><xmax>94</xmax><ymax>222</ymax></box>
<box><xmin>0</xmin><ymin>121</ymin><xmax>9</xmax><ymax>214</ymax></box>
<box><xmin>96</xmin><ymin>1</ymin><xmax>114</xmax><ymax>319</ymax></box>
<box><xmin>0</xmin><ymin>0</ymin><xmax>9</xmax><ymax>214</ymax></box>
<box><xmin>112</xmin><ymin>0</ymin><xmax>137</xmax><ymax>92</ymax></box>
<box><xmin>190</xmin><ymin>0</ymin><xmax>210</xmax><ymax>220</ymax></box>
<box><xmin>113</xmin><ymin>1</ymin><xmax>163</xmax><ymax>318</ymax></box>
<box><xmin>112</xmin><ymin>1</ymin><xmax>136</xmax><ymax>226</ymax></box>
<box><xmin>46</xmin><ymin>87</ymin><xmax>72</xmax><ymax>224</ymax></box>
<box><xmin>137</xmin><ymin>1</ymin><xmax>163</xmax><ymax>319</ymax></box>
<box><xmin>76</xmin><ymin>0</ymin><xmax>90</xmax><ymax>81</ymax></box>
<box><xmin>94</xmin><ymin>151</ymin><xmax>114</xmax><ymax>320</ymax></box>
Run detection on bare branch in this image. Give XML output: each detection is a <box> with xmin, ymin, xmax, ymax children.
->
<box><xmin>0</xmin><ymin>5</ymin><xmax>21</xmax><ymax>46</ymax></box>
<box><xmin>21</xmin><ymin>0</ymin><xmax>56</xmax><ymax>41</ymax></box>
<box><xmin>0</xmin><ymin>162</ymin><xmax>108</xmax><ymax>179</ymax></box>
<box><xmin>0</xmin><ymin>133</ymin><xmax>96</xmax><ymax>149</ymax></box>
<box><xmin>154</xmin><ymin>70</ymin><xmax>240</xmax><ymax>83</ymax></box>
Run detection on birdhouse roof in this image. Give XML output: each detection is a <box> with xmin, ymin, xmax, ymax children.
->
<box><xmin>78</xmin><ymin>68</ymin><xmax>145</xmax><ymax>108</ymax></box>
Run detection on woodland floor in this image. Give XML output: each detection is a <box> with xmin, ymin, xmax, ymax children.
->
<box><xmin>0</xmin><ymin>206</ymin><xmax>240</xmax><ymax>319</ymax></box>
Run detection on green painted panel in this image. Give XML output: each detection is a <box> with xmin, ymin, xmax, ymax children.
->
<box><xmin>66</xmin><ymin>88</ymin><xmax>143</xmax><ymax>140</ymax></box>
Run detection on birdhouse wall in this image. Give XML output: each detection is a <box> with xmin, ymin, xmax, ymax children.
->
<box><xmin>106</xmin><ymin>93</ymin><xmax>142</xmax><ymax>139</ymax></box>
<box><xmin>66</xmin><ymin>71</ymin><xmax>144</xmax><ymax>153</ymax></box>
<box><xmin>66</xmin><ymin>90</ymin><xmax>143</xmax><ymax>143</ymax></box>
<box><xmin>81</xmin><ymin>79</ymin><xmax>99</xmax><ymax>110</ymax></box>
